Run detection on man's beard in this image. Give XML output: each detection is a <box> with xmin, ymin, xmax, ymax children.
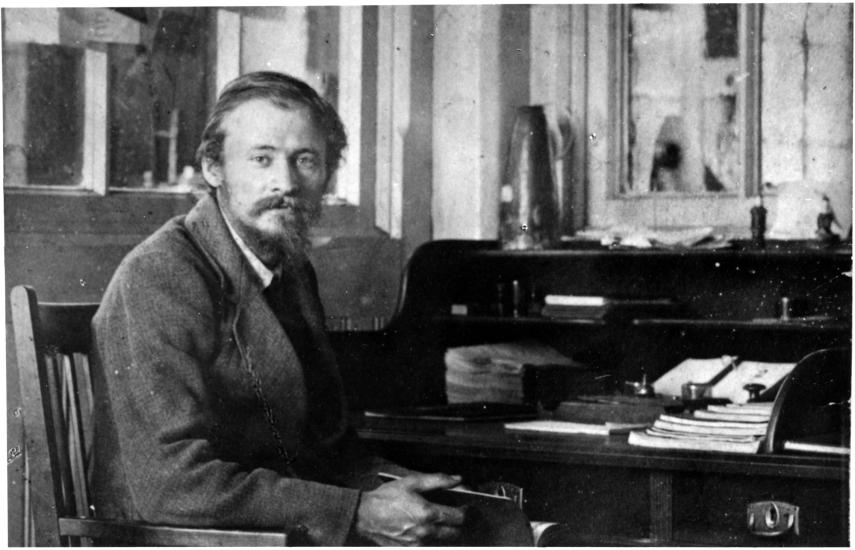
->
<box><xmin>220</xmin><ymin>187</ymin><xmax>322</xmax><ymax>268</ymax></box>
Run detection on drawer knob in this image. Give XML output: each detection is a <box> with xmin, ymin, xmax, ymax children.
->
<box><xmin>747</xmin><ymin>501</ymin><xmax>799</xmax><ymax>537</ymax></box>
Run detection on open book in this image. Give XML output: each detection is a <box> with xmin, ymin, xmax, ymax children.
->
<box><xmin>652</xmin><ymin>356</ymin><xmax>796</xmax><ymax>404</ymax></box>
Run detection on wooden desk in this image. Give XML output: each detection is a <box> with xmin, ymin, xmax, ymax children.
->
<box><xmin>331</xmin><ymin>241</ymin><xmax>851</xmax><ymax>545</ymax></box>
<box><xmin>358</xmin><ymin>419</ymin><xmax>849</xmax><ymax>546</ymax></box>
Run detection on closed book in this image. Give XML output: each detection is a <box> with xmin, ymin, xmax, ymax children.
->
<box><xmin>706</xmin><ymin>402</ymin><xmax>774</xmax><ymax>415</ymax></box>
<box><xmin>541</xmin><ymin>298</ymin><xmax>677</xmax><ymax>321</ymax></box>
<box><xmin>657</xmin><ymin>414</ymin><xmax>769</xmax><ymax>433</ymax></box>
<box><xmin>505</xmin><ymin>420</ymin><xmax>648</xmax><ymax>435</ymax></box>
<box><xmin>628</xmin><ymin>429</ymin><xmax>763</xmax><ymax>454</ymax></box>
<box><xmin>554</xmin><ymin>399</ymin><xmax>666</xmax><ymax>425</ymax></box>
<box><xmin>653</xmin><ymin>418</ymin><xmax>768</xmax><ymax>437</ymax></box>
<box><xmin>544</xmin><ymin>295</ymin><xmax>608</xmax><ymax>307</ymax></box>
<box><xmin>693</xmin><ymin>409</ymin><xmax>770</xmax><ymax>423</ymax></box>
<box><xmin>646</xmin><ymin>427</ymin><xmax>763</xmax><ymax>443</ymax></box>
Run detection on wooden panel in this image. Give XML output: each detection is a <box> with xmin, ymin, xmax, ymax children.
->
<box><xmin>649</xmin><ymin>472</ymin><xmax>673</xmax><ymax>541</ymax></box>
<box><xmin>360</xmin><ymin>421</ymin><xmax>850</xmax><ymax>546</ymax></box>
<box><xmin>4</xmin><ymin>191</ymin><xmax>196</xmax><ymax>235</ymax></box>
<box><xmin>11</xmin><ymin>287</ymin><xmax>64</xmax><ymax>546</ymax></box>
<box><xmin>367</xmin><ymin>241</ymin><xmax>852</xmax><ymax>397</ymax></box>
<box><xmin>671</xmin><ymin>472</ymin><xmax>849</xmax><ymax>546</ymax></box>
<box><xmin>359</xmin><ymin>423</ymin><xmax>847</xmax><ymax>480</ymax></box>
<box><xmin>58</xmin><ymin>518</ymin><xmax>288</xmax><ymax>546</ymax></box>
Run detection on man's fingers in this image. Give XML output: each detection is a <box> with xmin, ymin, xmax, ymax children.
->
<box><xmin>430</xmin><ymin>524</ymin><xmax>463</xmax><ymax>542</ymax></box>
<box><xmin>399</xmin><ymin>472</ymin><xmax>462</xmax><ymax>493</ymax></box>
<box><xmin>428</xmin><ymin>503</ymin><xmax>466</xmax><ymax>526</ymax></box>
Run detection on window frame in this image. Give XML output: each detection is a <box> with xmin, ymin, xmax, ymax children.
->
<box><xmin>3</xmin><ymin>7</ymin><xmax>387</xmax><ymax>241</ymax></box>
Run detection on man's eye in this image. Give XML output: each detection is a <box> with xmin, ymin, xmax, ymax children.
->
<box><xmin>251</xmin><ymin>155</ymin><xmax>272</xmax><ymax>167</ymax></box>
<box><xmin>295</xmin><ymin>154</ymin><xmax>320</xmax><ymax>171</ymax></box>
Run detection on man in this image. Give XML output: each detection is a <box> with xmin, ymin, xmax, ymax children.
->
<box><xmin>90</xmin><ymin>71</ymin><xmax>466</xmax><ymax>546</ymax></box>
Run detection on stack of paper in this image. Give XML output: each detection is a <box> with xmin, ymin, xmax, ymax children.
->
<box><xmin>628</xmin><ymin>402</ymin><xmax>773</xmax><ymax>454</ymax></box>
<box><xmin>444</xmin><ymin>341</ymin><xmax>580</xmax><ymax>404</ymax></box>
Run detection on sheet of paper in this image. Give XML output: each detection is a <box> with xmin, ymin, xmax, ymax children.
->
<box><xmin>710</xmin><ymin>361</ymin><xmax>796</xmax><ymax>404</ymax></box>
<box><xmin>652</xmin><ymin>356</ymin><xmax>734</xmax><ymax>397</ymax></box>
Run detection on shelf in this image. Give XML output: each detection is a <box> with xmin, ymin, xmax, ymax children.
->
<box><xmin>439</xmin><ymin>315</ymin><xmax>607</xmax><ymax>327</ymax></box>
<box><xmin>632</xmin><ymin>318</ymin><xmax>850</xmax><ymax>332</ymax></box>
<box><xmin>464</xmin><ymin>241</ymin><xmax>852</xmax><ymax>259</ymax></box>
<box><xmin>434</xmin><ymin>315</ymin><xmax>850</xmax><ymax>332</ymax></box>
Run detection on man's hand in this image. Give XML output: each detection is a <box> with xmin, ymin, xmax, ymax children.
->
<box><xmin>355</xmin><ymin>473</ymin><xmax>466</xmax><ymax>546</ymax></box>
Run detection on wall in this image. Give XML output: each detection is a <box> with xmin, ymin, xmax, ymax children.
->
<box><xmin>422</xmin><ymin>5</ymin><xmax>852</xmax><ymax>236</ymax></box>
<box><xmin>761</xmin><ymin>4</ymin><xmax>853</xmax><ymax>235</ymax></box>
<box><xmin>431</xmin><ymin>4</ymin><xmax>577</xmax><ymax>239</ymax></box>
<box><xmin>763</xmin><ymin>4</ymin><xmax>852</xmax><ymax>187</ymax></box>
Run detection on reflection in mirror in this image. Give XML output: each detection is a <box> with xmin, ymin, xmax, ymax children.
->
<box><xmin>623</xmin><ymin>4</ymin><xmax>749</xmax><ymax>195</ymax></box>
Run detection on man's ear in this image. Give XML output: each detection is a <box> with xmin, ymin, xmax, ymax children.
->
<box><xmin>201</xmin><ymin>158</ymin><xmax>224</xmax><ymax>189</ymax></box>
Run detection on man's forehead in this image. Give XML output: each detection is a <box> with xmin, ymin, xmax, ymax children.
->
<box><xmin>220</xmin><ymin>98</ymin><xmax>319</xmax><ymax>138</ymax></box>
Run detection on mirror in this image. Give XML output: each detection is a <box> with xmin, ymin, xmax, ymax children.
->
<box><xmin>615</xmin><ymin>4</ymin><xmax>760</xmax><ymax>196</ymax></box>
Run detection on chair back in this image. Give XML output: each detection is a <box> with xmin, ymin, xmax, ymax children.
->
<box><xmin>11</xmin><ymin>285</ymin><xmax>100</xmax><ymax>546</ymax></box>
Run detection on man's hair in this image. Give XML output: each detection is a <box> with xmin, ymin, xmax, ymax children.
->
<box><xmin>196</xmin><ymin>71</ymin><xmax>347</xmax><ymax>180</ymax></box>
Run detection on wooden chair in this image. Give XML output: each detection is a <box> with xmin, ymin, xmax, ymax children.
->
<box><xmin>11</xmin><ymin>285</ymin><xmax>291</xmax><ymax>546</ymax></box>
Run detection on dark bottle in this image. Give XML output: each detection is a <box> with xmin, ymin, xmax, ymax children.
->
<box><xmin>750</xmin><ymin>196</ymin><xmax>767</xmax><ymax>248</ymax></box>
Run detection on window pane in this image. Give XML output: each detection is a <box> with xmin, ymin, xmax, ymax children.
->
<box><xmin>109</xmin><ymin>9</ymin><xmax>209</xmax><ymax>190</ymax></box>
<box><xmin>3</xmin><ymin>40</ymin><xmax>86</xmax><ymax>187</ymax></box>
<box><xmin>2</xmin><ymin>8</ymin><xmax>208</xmax><ymax>191</ymax></box>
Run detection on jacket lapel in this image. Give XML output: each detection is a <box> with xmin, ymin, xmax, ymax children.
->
<box><xmin>183</xmin><ymin>195</ymin><xmax>308</xmax><ymax>447</ymax></box>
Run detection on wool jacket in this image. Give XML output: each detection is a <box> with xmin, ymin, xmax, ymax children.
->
<box><xmin>89</xmin><ymin>194</ymin><xmax>393</xmax><ymax>545</ymax></box>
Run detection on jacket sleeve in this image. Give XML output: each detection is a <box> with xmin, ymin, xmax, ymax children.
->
<box><xmin>92</xmin><ymin>247</ymin><xmax>360</xmax><ymax>546</ymax></box>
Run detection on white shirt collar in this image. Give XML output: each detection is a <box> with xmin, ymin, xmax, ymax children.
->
<box><xmin>219</xmin><ymin>207</ymin><xmax>277</xmax><ymax>289</ymax></box>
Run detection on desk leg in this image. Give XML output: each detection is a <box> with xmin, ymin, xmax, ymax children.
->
<box><xmin>649</xmin><ymin>472</ymin><xmax>673</xmax><ymax>542</ymax></box>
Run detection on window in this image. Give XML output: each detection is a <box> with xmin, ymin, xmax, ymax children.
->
<box><xmin>3</xmin><ymin>8</ymin><xmax>209</xmax><ymax>193</ymax></box>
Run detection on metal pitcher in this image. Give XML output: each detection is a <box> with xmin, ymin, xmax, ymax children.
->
<box><xmin>499</xmin><ymin>105</ymin><xmax>563</xmax><ymax>250</ymax></box>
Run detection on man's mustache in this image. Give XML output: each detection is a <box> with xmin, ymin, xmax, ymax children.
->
<box><xmin>250</xmin><ymin>194</ymin><xmax>313</xmax><ymax>216</ymax></box>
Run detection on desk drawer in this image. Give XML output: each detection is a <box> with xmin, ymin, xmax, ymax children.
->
<box><xmin>672</xmin><ymin>473</ymin><xmax>848</xmax><ymax>546</ymax></box>
<box><xmin>364</xmin><ymin>437</ymin><xmax>848</xmax><ymax>546</ymax></box>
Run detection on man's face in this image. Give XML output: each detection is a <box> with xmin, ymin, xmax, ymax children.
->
<box><xmin>203</xmin><ymin>98</ymin><xmax>328</xmax><ymax>266</ymax></box>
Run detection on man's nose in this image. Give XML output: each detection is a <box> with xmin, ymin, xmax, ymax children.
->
<box><xmin>269</xmin><ymin>163</ymin><xmax>299</xmax><ymax>194</ymax></box>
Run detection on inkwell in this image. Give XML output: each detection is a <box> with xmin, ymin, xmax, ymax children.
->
<box><xmin>750</xmin><ymin>189</ymin><xmax>767</xmax><ymax>249</ymax></box>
